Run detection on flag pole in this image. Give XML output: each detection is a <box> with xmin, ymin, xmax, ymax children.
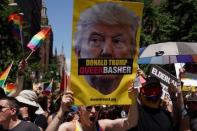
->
<box><xmin>25</xmin><ymin>50</ymin><xmax>34</xmax><ymax>61</ymax></box>
<box><xmin>19</xmin><ymin>26</ymin><xmax>24</xmax><ymax>56</ymax></box>
<box><xmin>65</xmin><ymin>71</ymin><xmax>70</xmax><ymax>92</ymax></box>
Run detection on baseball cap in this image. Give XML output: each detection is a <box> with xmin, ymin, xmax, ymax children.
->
<box><xmin>140</xmin><ymin>76</ymin><xmax>162</xmax><ymax>97</ymax></box>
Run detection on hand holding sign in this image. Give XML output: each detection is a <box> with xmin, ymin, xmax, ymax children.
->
<box><xmin>134</xmin><ymin>76</ymin><xmax>142</xmax><ymax>89</ymax></box>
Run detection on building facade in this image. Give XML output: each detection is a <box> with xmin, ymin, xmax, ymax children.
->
<box><xmin>40</xmin><ymin>0</ymin><xmax>53</xmax><ymax>72</ymax></box>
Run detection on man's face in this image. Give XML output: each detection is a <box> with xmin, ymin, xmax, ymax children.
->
<box><xmin>140</xmin><ymin>95</ymin><xmax>161</xmax><ymax>109</ymax></box>
<box><xmin>79</xmin><ymin>106</ymin><xmax>100</xmax><ymax>125</ymax></box>
<box><xmin>77</xmin><ymin>24</ymin><xmax>133</xmax><ymax>94</ymax></box>
<box><xmin>140</xmin><ymin>86</ymin><xmax>162</xmax><ymax>109</ymax></box>
<box><xmin>18</xmin><ymin>102</ymin><xmax>37</xmax><ymax>118</ymax></box>
<box><xmin>33</xmin><ymin>86</ymin><xmax>43</xmax><ymax>95</ymax></box>
<box><xmin>79</xmin><ymin>24</ymin><xmax>133</xmax><ymax>58</ymax></box>
<box><xmin>0</xmin><ymin>100</ymin><xmax>13</xmax><ymax>124</ymax></box>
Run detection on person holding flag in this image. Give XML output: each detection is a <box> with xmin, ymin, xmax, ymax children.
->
<box><xmin>11</xmin><ymin>59</ymin><xmax>27</xmax><ymax>97</ymax></box>
<box><xmin>0</xmin><ymin>59</ymin><xmax>27</xmax><ymax>97</ymax></box>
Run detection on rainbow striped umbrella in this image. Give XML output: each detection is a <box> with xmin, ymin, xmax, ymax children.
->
<box><xmin>138</xmin><ymin>42</ymin><xmax>197</xmax><ymax>64</ymax></box>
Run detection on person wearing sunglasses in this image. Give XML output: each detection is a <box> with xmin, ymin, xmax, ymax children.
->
<box><xmin>46</xmin><ymin>85</ymin><xmax>138</xmax><ymax>131</ymax></box>
<box><xmin>128</xmin><ymin>76</ymin><xmax>174</xmax><ymax>131</ymax></box>
<box><xmin>0</xmin><ymin>96</ymin><xmax>40</xmax><ymax>131</ymax></box>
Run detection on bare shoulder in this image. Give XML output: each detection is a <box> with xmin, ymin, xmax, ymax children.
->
<box><xmin>58</xmin><ymin>121</ymin><xmax>76</xmax><ymax>131</ymax></box>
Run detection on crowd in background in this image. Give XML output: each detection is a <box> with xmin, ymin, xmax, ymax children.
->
<box><xmin>0</xmin><ymin>60</ymin><xmax>197</xmax><ymax>131</ymax></box>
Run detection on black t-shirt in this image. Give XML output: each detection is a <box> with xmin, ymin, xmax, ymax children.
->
<box><xmin>188</xmin><ymin>111</ymin><xmax>197</xmax><ymax>131</ymax></box>
<box><xmin>128</xmin><ymin>106</ymin><xmax>174</xmax><ymax>131</ymax></box>
<box><xmin>34</xmin><ymin>114</ymin><xmax>48</xmax><ymax>130</ymax></box>
<box><xmin>0</xmin><ymin>121</ymin><xmax>40</xmax><ymax>131</ymax></box>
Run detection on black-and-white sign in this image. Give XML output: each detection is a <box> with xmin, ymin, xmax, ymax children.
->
<box><xmin>150</xmin><ymin>65</ymin><xmax>178</xmax><ymax>88</ymax></box>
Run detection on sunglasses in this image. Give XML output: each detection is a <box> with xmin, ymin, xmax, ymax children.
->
<box><xmin>85</xmin><ymin>106</ymin><xmax>101</xmax><ymax>112</ymax></box>
<box><xmin>145</xmin><ymin>83</ymin><xmax>161</xmax><ymax>89</ymax></box>
<box><xmin>0</xmin><ymin>105</ymin><xmax>10</xmax><ymax>112</ymax></box>
<box><xmin>141</xmin><ymin>86</ymin><xmax>162</xmax><ymax>97</ymax></box>
<box><xmin>144</xmin><ymin>95</ymin><xmax>161</xmax><ymax>101</ymax></box>
<box><xmin>70</xmin><ymin>105</ymin><xmax>79</xmax><ymax>112</ymax></box>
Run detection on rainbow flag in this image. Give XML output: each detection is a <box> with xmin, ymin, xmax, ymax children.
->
<box><xmin>8</xmin><ymin>13</ymin><xmax>23</xmax><ymax>39</ymax></box>
<box><xmin>4</xmin><ymin>83</ymin><xmax>16</xmax><ymax>95</ymax></box>
<box><xmin>42</xmin><ymin>79</ymin><xmax>53</xmax><ymax>96</ymax></box>
<box><xmin>8</xmin><ymin>13</ymin><xmax>23</xmax><ymax>28</ymax></box>
<box><xmin>27</xmin><ymin>27</ymin><xmax>51</xmax><ymax>51</ymax></box>
<box><xmin>0</xmin><ymin>61</ymin><xmax>13</xmax><ymax>87</ymax></box>
<box><xmin>45</xmin><ymin>79</ymin><xmax>53</xmax><ymax>92</ymax></box>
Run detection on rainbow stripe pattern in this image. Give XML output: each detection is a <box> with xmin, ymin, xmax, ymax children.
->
<box><xmin>4</xmin><ymin>83</ymin><xmax>16</xmax><ymax>95</ymax></box>
<box><xmin>27</xmin><ymin>27</ymin><xmax>51</xmax><ymax>51</ymax></box>
<box><xmin>8</xmin><ymin>13</ymin><xmax>23</xmax><ymax>39</ymax></box>
<box><xmin>8</xmin><ymin>13</ymin><xmax>23</xmax><ymax>28</ymax></box>
<box><xmin>0</xmin><ymin>62</ymin><xmax>13</xmax><ymax>87</ymax></box>
<box><xmin>45</xmin><ymin>79</ymin><xmax>53</xmax><ymax>93</ymax></box>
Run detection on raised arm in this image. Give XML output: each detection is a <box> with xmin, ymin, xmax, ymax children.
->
<box><xmin>46</xmin><ymin>91</ymin><xmax>73</xmax><ymax>131</ymax></box>
<box><xmin>178</xmin><ymin>68</ymin><xmax>190</xmax><ymax>131</ymax></box>
<box><xmin>99</xmin><ymin>82</ymin><xmax>138</xmax><ymax>131</ymax></box>
<box><xmin>10</xmin><ymin>59</ymin><xmax>27</xmax><ymax>97</ymax></box>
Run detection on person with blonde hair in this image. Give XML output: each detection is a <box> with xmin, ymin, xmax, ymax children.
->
<box><xmin>46</xmin><ymin>85</ymin><xmax>138</xmax><ymax>131</ymax></box>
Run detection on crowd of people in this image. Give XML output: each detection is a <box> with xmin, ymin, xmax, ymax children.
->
<box><xmin>0</xmin><ymin>59</ymin><xmax>197</xmax><ymax>131</ymax></box>
<box><xmin>2</xmin><ymin>1</ymin><xmax>197</xmax><ymax>131</ymax></box>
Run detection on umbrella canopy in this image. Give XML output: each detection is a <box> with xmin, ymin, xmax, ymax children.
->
<box><xmin>138</xmin><ymin>42</ymin><xmax>197</xmax><ymax>64</ymax></box>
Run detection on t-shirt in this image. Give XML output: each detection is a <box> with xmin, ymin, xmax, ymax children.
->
<box><xmin>128</xmin><ymin>106</ymin><xmax>174</xmax><ymax>131</ymax></box>
<box><xmin>34</xmin><ymin>114</ymin><xmax>48</xmax><ymax>130</ymax></box>
<box><xmin>188</xmin><ymin>111</ymin><xmax>197</xmax><ymax>131</ymax></box>
<box><xmin>0</xmin><ymin>120</ymin><xmax>40</xmax><ymax>131</ymax></box>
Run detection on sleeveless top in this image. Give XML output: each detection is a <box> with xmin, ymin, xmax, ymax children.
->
<box><xmin>74</xmin><ymin>120</ymin><xmax>104</xmax><ymax>131</ymax></box>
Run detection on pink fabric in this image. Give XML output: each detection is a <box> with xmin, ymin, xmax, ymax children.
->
<box><xmin>139</xmin><ymin>75</ymin><xmax>146</xmax><ymax>84</ymax></box>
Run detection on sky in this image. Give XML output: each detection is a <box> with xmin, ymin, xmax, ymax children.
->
<box><xmin>45</xmin><ymin>0</ymin><xmax>73</xmax><ymax>73</ymax></box>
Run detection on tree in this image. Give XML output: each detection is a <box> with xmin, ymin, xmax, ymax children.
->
<box><xmin>0</xmin><ymin>0</ymin><xmax>24</xmax><ymax>82</ymax></box>
<box><xmin>140</xmin><ymin>0</ymin><xmax>197</xmax><ymax>45</ymax></box>
<box><xmin>137</xmin><ymin>0</ymin><xmax>197</xmax><ymax>74</ymax></box>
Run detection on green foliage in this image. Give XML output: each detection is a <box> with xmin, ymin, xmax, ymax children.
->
<box><xmin>0</xmin><ymin>0</ymin><xmax>23</xmax><ymax>82</ymax></box>
<box><xmin>141</xmin><ymin>0</ymin><xmax>197</xmax><ymax>46</ymax></box>
<box><xmin>1</xmin><ymin>0</ymin><xmax>197</xmax><ymax>83</ymax></box>
<box><xmin>0</xmin><ymin>0</ymin><xmax>40</xmax><ymax>84</ymax></box>
<box><xmin>138</xmin><ymin>0</ymin><xmax>197</xmax><ymax>74</ymax></box>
